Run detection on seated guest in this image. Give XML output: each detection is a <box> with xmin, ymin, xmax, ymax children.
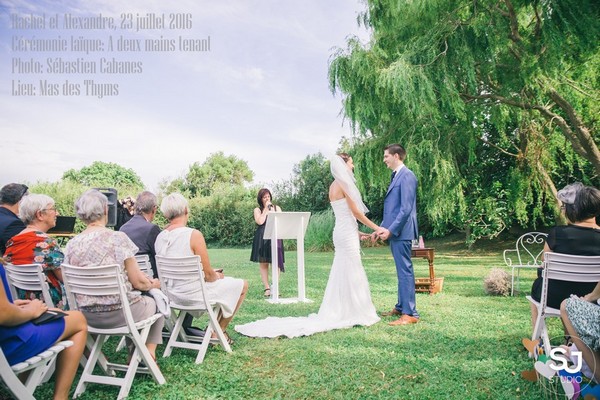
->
<box><xmin>0</xmin><ymin>262</ymin><xmax>87</xmax><ymax>400</ymax></box>
<box><xmin>64</xmin><ymin>189</ymin><xmax>164</xmax><ymax>360</ymax></box>
<box><xmin>560</xmin><ymin>282</ymin><xmax>600</xmax><ymax>383</ymax></box>
<box><xmin>530</xmin><ymin>183</ymin><xmax>600</xmax><ymax>324</ymax></box>
<box><xmin>121</xmin><ymin>191</ymin><xmax>205</xmax><ymax>338</ymax></box>
<box><xmin>3</xmin><ymin>194</ymin><xmax>67</xmax><ymax>309</ymax></box>
<box><xmin>119</xmin><ymin>191</ymin><xmax>161</xmax><ymax>278</ymax></box>
<box><xmin>0</xmin><ymin>183</ymin><xmax>28</xmax><ymax>254</ymax></box>
<box><xmin>155</xmin><ymin>193</ymin><xmax>248</xmax><ymax>344</ymax></box>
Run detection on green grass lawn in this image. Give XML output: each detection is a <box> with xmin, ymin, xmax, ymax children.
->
<box><xmin>28</xmin><ymin>237</ymin><xmax>558</xmax><ymax>399</ymax></box>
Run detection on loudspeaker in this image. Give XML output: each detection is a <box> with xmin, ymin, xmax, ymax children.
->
<box><xmin>94</xmin><ymin>188</ymin><xmax>118</xmax><ymax>227</ymax></box>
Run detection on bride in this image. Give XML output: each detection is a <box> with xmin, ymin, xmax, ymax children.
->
<box><xmin>234</xmin><ymin>154</ymin><xmax>380</xmax><ymax>338</ymax></box>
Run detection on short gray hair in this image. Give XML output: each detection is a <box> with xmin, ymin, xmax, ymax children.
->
<box><xmin>18</xmin><ymin>194</ymin><xmax>55</xmax><ymax>225</ymax></box>
<box><xmin>75</xmin><ymin>189</ymin><xmax>108</xmax><ymax>224</ymax></box>
<box><xmin>135</xmin><ymin>191</ymin><xmax>157</xmax><ymax>214</ymax></box>
<box><xmin>160</xmin><ymin>193</ymin><xmax>188</xmax><ymax>220</ymax></box>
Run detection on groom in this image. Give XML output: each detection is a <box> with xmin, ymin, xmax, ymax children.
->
<box><xmin>375</xmin><ymin>144</ymin><xmax>420</xmax><ymax>326</ymax></box>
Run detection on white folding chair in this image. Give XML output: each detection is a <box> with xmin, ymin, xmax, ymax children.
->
<box><xmin>155</xmin><ymin>255</ymin><xmax>231</xmax><ymax>364</ymax></box>
<box><xmin>61</xmin><ymin>263</ymin><xmax>165</xmax><ymax>399</ymax></box>
<box><xmin>134</xmin><ymin>254</ymin><xmax>154</xmax><ymax>278</ymax></box>
<box><xmin>527</xmin><ymin>252</ymin><xmax>600</xmax><ymax>352</ymax></box>
<box><xmin>0</xmin><ymin>340</ymin><xmax>73</xmax><ymax>400</ymax></box>
<box><xmin>114</xmin><ymin>254</ymin><xmax>154</xmax><ymax>352</ymax></box>
<box><xmin>4</xmin><ymin>263</ymin><xmax>113</xmax><ymax>377</ymax></box>
<box><xmin>3</xmin><ymin>263</ymin><xmax>55</xmax><ymax>307</ymax></box>
<box><xmin>503</xmin><ymin>232</ymin><xmax>547</xmax><ymax>296</ymax></box>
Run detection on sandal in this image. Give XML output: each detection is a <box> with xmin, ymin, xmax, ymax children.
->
<box><xmin>210</xmin><ymin>332</ymin><xmax>234</xmax><ymax>346</ymax></box>
<box><xmin>264</xmin><ymin>287</ymin><xmax>271</xmax><ymax>297</ymax></box>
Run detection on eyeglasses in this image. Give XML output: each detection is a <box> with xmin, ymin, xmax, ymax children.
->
<box><xmin>41</xmin><ymin>207</ymin><xmax>58</xmax><ymax>213</ymax></box>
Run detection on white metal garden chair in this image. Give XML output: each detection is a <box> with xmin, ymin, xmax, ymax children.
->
<box><xmin>61</xmin><ymin>263</ymin><xmax>165</xmax><ymax>399</ymax></box>
<box><xmin>155</xmin><ymin>255</ymin><xmax>231</xmax><ymax>364</ymax></box>
<box><xmin>527</xmin><ymin>252</ymin><xmax>600</xmax><ymax>352</ymax></box>
<box><xmin>503</xmin><ymin>232</ymin><xmax>548</xmax><ymax>296</ymax></box>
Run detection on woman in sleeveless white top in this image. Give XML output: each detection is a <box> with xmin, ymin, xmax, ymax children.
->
<box><xmin>155</xmin><ymin>193</ymin><xmax>247</xmax><ymax>335</ymax></box>
<box><xmin>235</xmin><ymin>154</ymin><xmax>380</xmax><ymax>338</ymax></box>
<box><xmin>155</xmin><ymin>227</ymin><xmax>244</xmax><ymax>318</ymax></box>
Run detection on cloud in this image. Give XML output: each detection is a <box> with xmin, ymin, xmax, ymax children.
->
<box><xmin>1</xmin><ymin>0</ymin><xmax>369</xmax><ymax>192</ymax></box>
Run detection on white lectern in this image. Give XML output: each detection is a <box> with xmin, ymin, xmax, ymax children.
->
<box><xmin>263</xmin><ymin>211</ymin><xmax>311</xmax><ymax>304</ymax></box>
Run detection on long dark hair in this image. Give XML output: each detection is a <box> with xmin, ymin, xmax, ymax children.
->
<box><xmin>256</xmin><ymin>188</ymin><xmax>273</xmax><ymax>211</ymax></box>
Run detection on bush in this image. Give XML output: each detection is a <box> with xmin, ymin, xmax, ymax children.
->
<box><xmin>187</xmin><ymin>186</ymin><xmax>256</xmax><ymax>247</ymax></box>
<box><xmin>304</xmin><ymin>209</ymin><xmax>335</xmax><ymax>252</ymax></box>
<box><xmin>483</xmin><ymin>268</ymin><xmax>511</xmax><ymax>296</ymax></box>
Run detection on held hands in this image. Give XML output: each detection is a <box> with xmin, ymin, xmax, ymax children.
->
<box><xmin>370</xmin><ymin>227</ymin><xmax>391</xmax><ymax>242</ymax></box>
<box><xmin>150</xmin><ymin>278</ymin><xmax>161</xmax><ymax>290</ymax></box>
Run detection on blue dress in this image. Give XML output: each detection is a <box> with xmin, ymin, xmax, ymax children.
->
<box><xmin>0</xmin><ymin>264</ymin><xmax>65</xmax><ymax>365</ymax></box>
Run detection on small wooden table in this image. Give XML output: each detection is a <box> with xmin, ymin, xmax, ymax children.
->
<box><xmin>411</xmin><ymin>247</ymin><xmax>438</xmax><ymax>294</ymax></box>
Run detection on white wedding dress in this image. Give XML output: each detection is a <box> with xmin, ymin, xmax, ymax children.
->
<box><xmin>234</xmin><ymin>198</ymin><xmax>380</xmax><ymax>338</ymax></box>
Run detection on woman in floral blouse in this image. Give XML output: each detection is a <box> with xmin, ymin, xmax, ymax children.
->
<box><xmin>64</xmin><ymin>189</ymin><xmax>163</xmax><ymax>361</ymax></box>
<box><xmin>3</xmin><ymin>193</ymin><xmax>67</xmax><ymax>309</ymax></box>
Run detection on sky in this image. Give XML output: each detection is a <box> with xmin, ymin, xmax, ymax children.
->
<box><xmin>0</xmin><ymin>0</ymin><xmax>371</xmax><ymax>192</ymax></box>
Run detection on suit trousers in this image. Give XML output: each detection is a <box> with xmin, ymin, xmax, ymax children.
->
<box><xmin>390</xmin><ymin>239</ymin><xmax>419</xmax><ymax>318</ymax></box>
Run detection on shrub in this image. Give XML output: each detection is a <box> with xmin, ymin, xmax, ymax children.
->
<box><xmin>483</xmin><ymin>268</ymin><xmax>511</xmax><ymax>296</ymax></box>
<box><xmin>304</xmin><ymin>209</ymin><xmax>335</xmax><ymax>252</ymax></box>
<box><xmin>187</xmin><ymin>186</ymin><xmax>256</xmax><ymax>247</ymax></box>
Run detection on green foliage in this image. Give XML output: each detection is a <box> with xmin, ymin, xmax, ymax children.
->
<box><xmin>186</xmin><ymin>185</ymin><xmax>256</xmax><ymax>247</ymax></box>
<box><xmin>163</xmin><ymin>152</ymin><xmax>254</xmax><ymax>198</ymax></box>
<box><xmin>62</xmin><ymin>161</ymin><xmax>145</xmax><ymax>191</ymax></box>
<box><xmin>28</xmin><ymin>180</ymin><xmax>144</xmax><ymax>233</ymax></box>
<box><xmin>275</xmin><ymin>153</ymin><xmax>333</xmax><ymax>213</ymax></box>
<box><xmin>330</xmin><ymin>0</ymin><xmax>600</xmax><ymax>244</ymax></box>
<box><xmin>303</xmin><ymin>209</ymin><xmax>335</xmax><ymax>252</ymax></box>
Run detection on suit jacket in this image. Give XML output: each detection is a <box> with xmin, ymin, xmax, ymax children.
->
<box><xmin>119</xmin><ymin>214</ymin><xmax>161</xmax><ymax>274</ymax></box>
<box><xmin>381</xmin><ymin>166</ymin><xmax>418</xmax><ymax>241</ymax></box>
<box><xmin>0</xmin><ymin>207</ymin><xmax>26</xmax><ymax>255</ymax></box>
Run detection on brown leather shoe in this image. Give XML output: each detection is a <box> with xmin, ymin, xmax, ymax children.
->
<box><xmin>388</xmin><ymin>314</ymin><xmax>419</xmax><ymax>326</ymax></box>
<box><xmin>380</xmin><ymin>309</ymin><xmax>401</xmax><ymax>317</ymax></box>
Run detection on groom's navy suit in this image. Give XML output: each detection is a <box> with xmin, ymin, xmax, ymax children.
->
<box><xmin>381</xmin><ymin>165</ymin><xmax>419</xmax><ymax>317</ymax></box>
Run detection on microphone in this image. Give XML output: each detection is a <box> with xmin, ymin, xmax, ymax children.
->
<box><xmin>267</xmin><ymin>203</ymin><xmax>274</xmax><ymax>211</ymax></box>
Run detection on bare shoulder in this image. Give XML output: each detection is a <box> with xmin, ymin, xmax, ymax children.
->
<box><xmin>329</xmin><ymin>180</ymin><xmax>345</xmax><ymax>201</ymax></box>
<box><xmin>191</xmin><ymin>228</ymin><xmax>205</xmax><ymax>240</ymax></box>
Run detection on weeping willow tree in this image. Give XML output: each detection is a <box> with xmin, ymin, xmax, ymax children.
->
<box><xmin>329</xmin><ymin>0</ymin><xmax>599</xmax><ymax>243</ymax></box>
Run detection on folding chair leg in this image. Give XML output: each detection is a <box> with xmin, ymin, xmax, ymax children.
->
<box><xmin>75</xmin><ymin>334</ymin><xmax>110</xmax><ymax>398</ymax></box>
<box><xmin>511</xmin><ymin>267</ymin><xmax>516</xmax><ymax>296</ymax></box>
<box><xmin>2</xmin><ymin>371</ymin><xmax>35</xmax><ymax>400</ymax></box>
<box><xmin>541</xmin><ymin>325</ymin><xmax>552</xmax><ymax>355</ymax></box>
<box><xmin>115</xmin><ymin>336</ymin><xmax>127</xmax><ymax>352</ymax></box>
<box><xmin>163</xmin><ymin>312</ymin><xmax>187</xmax><ymax>358</ymax></box>
<box><xmin>194</xmin><ymin>308</ymin><xmax>231</xmax><ymax>364</ymax></box>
